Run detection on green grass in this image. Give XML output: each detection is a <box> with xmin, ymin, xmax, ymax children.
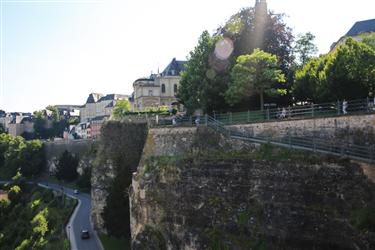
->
<box><xmin>99</xmin><ymin>234</ymin><xmax>130</xmax><ymax>250</ymax></box>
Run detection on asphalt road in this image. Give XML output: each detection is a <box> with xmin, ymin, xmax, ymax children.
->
<box><xmin>0</xmin><ymin>181</ymin><xmax>102</xmax><ymax>250</ymax></box>
<box><xmin>39</xmin><ymin>183</ymin><xmax>103</xmax><ymax>250</ymax></box>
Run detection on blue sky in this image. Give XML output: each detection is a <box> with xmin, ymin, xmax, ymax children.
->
<box><xmin>0</xmin><ymin>0</ymin><xmax>375</xmax><ymax>112</ymax></box>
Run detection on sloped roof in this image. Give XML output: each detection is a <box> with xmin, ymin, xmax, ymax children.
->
<box><xmin>346</xmin><ymin>19</ymin><xmax>375</xmax><ymax>37</ymax></box>
<box><xmin>161</xmin><ymin>58</ymin><xmax>187</xmax><ymax>76</ymax></box>
<box><xmin>98</xmin><ymin>94</ymin><xmax>129</xmax><ymax>102</ymax></box>
<box><xmin>86</xmin><ymin>93</ymin><xmax>104</xmax><ymax>104</ymax></box>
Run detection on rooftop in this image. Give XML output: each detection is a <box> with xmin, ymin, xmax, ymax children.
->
<box><xmin>346</xmin><ymin>19</ymin><xmax>375</xmax><ymax>37</ymax></box>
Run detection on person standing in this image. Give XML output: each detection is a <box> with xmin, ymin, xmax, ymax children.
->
<box><xmin>342</xmin><ymin>99</ymin><xmax>348</xmax><ymax>114</ymax></box>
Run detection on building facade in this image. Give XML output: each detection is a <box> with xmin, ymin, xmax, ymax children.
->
<box><xmin>133</xmin><ymin>58</ymin><xmax>186</xmax><ymax>111</ymax></box>
<box><xmin>79</xmin><ymin>93</ymin><xmax>129</xmax><ymax>122</ymax></box>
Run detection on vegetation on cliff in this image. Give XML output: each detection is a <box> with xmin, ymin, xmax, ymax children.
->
<box><xmin>0</xmin><ymin>133</ymin><xmax>45</xmax><ymax>179</ymax></box>
<box><xmin>0</xmin><ymin>174</ymin><xmax>76</xmax><ymax>250</ymax></box>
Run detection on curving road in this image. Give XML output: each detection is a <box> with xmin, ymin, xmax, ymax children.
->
<box><xmin>38</xmin><ymin>183</ymin><xmax>103</xmax><ymax>250</ymax></box>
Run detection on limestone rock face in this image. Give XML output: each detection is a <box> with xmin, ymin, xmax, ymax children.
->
<box><xmin>130</xmin><ymin>126</ymin><xmax>375</xmax><ymax>249</ymax></box>
<box><xmin>131</xmin><ymin>158</ymin><xmax>375</xmax><ymax>250</ymax></box>
<box><xmin>91</xmin><ymin>159</ymin><xmax>116</xmax><ymax>233</ymax></box>
<box><xmin>46</xmin><ymin>157</ymin><xmax>58</xmax><ymax>174</ymax></box>
<box><xmin>77</xmin><ymin>155</ymin><xmax>94</xmax><ymax>175</ymax></box>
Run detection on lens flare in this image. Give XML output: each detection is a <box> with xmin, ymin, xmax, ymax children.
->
<box><xmin>214</xmin><ymin>38</ymin><xmax>234</xmax><ymax>60</ymax></box>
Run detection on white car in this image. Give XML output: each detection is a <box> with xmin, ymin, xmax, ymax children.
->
<box><xmin>74</xmin><ymin>189</ymin><xmax>80</xmax><ymax>194</ymax></box>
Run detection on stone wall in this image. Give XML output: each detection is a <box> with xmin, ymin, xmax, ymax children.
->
<box><xmin>228</xmin><ymin>113</ymin><xmax>375</xmax><ymax>146</ymax></box>
<box><xmin>44</xmin><ymin>139</ymin><xmax>94</xmax><ymax>173</ymax></box>
<box><xmin>130</xmin><ymin>126</ymin><xmax>375</xmax><ymax>250</ymax></box>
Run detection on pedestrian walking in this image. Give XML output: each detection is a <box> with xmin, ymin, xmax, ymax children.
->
<box><xmin>342</xmin><ymin>99</ymin><xmax>348</xmax><ymax>114</ymax></box>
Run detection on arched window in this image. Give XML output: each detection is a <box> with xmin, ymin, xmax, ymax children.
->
<box><xmin>174</xmin><ymin>84</ymin><xmax>178</xmax><ymax>93</ymax></box>
<box><xmin>161</xmin><ymin>84</ymin><xmax>166</xmax><ymax>93</ymax></box>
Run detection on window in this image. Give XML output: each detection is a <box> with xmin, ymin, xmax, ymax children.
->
<box><xmin>148</xmin><ymin>90</ymin><xmax>153</xmax><ymax>96</ymax></box>
<box><xmin>174</xmin><ymin>84</ymin><xmax>178</xmax><ymax>94</ymax></box>
<box><xmin>161</xmin><ymin>84</ymin><xmax>166</xmax><ymax>93</ymax></box>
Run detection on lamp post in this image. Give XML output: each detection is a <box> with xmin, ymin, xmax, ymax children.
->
<box><xmin>68</xmin><ymin>225</ymin><xmax>71</xmax><ymax>241</ymax></box>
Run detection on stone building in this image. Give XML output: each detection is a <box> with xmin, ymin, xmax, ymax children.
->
<box><xmin>133</xmin><ymin>58</ymin><xmax>187</xmax><ymax>111</ymax></box>
<box><xmin>79</xmin><ymin>93</ymin><xmax>129</xmax><ymax>122</ymax></box>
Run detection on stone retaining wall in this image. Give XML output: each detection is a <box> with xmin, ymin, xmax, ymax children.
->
<box><xmin>228</xmin><ymin>113</ymin><xmax>375</xmax><ymax>145</ymax></box>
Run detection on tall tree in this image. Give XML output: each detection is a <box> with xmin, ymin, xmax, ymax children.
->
<box><xmin>220</xmin><ymin>7</ymin><xmax>294</xmax><ymax>73</ymax></box>
<box><xmin>112</xmin><ymin>99</ymin><xmax>131</xmax><ymax>119</ymax></box>
<box><xmin>324</xmin><ymin>38</ymin><xmax>375</xmax><ymax>101</ymax></box>
<box><xmin>361</xmin><ymin>33</ymin><xmax>375</xmax><ymax>51</ymax></box>
<box><xmin>292</xmin><ymin>55</ymin><xmax>328</xmax><ymax>102</ymax></box>
<box><xmin>225</xmin><ymin>49</ymin><xmax>285</xmax><ymax>110</ymax></box>
<box><xmin>293</xmin><ymin>32</ymin><xmax>318</xmax><ymax>66</ymax></box>
<box><xmin>177</xmin><ymin>31</ymin><xmax>229</xmax><ymax>113</ymax></box>
<box><xmin>292</xmin><ymin>38</ymin><xmax>375</xmax><ymax>102</ymax></box>
<box><xmin>55</xmin><ymin>150</ymin><xmax>78</xmax><ymax>182</ymax></box>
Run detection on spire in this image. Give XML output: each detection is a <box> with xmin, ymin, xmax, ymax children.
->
<box><xmin>253</xmin><ymin>0</ymin><xmax>268</xmax><ymax>49</ymax></box>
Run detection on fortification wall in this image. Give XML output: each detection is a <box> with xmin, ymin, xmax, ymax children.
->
<box><xmin>228</xmin><ymin>113</ymin><xmax>375</xmax><ymax>145</ymax></box>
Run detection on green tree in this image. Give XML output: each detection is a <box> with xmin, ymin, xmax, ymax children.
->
<box><xmin>293</xmin><ymin>32</ymin><xmax>318</xmax><ymax>66</ymax></box>
<box><xmin>77</xmin><ymin>167</ymin><xmax>91</xmax><ymax>191</ymax></box>
<box><xmin>324</xmin><ymin>38</ymin><xmax>375</xmax><ymax>101</ymax></box>
<box><xmin>225</xmin><ymin>49</ymin><xmax>285</xmax><ymax>110</ymax></box>
<box><xmin>221</xmin><ymin>8</ymin><xmax>294</xmax><ymax>73</ymax></box>
<box><xmin>31</xmin><ymin>207</ymin><xmax>49</xmax><ymax>248</ymax></box>
<box><xmin>178</xmin><ymin>6</ymin><xmax>294</xmax><ymax>113</ymax></box>
<box><xmin>292</xmin><ymin>55</ymin><xmax>328</xmax><ymax>102</ymax></box>
<box><xmin>56</xmin><ymin>150</ymin><xmax>79</xmax><ymax>182</ymax></box>
<box><xmin>8</xmin><ymin>185</ymin><xmax>21</xmax><ymax>203</ymax></box>
<box><xmin>18</xmin><ymin>140</ymin><xmax>45</xmax><ymax>177</ymax></box>
<box><xmin>113</xmin><ymin>99</ymin><xmax>131</xmax><ymax>119</ymax></box>
<box><xmin>33</xmin><ymin>111</ymin><xmax>49</xmax><ymax>139</ymax></box>
<box><xmin>177</xmin><ymin>31</ymin><xmax>228</xmax><ymax>113</ymax></box>
<box><xmin>361</xmin><ymin>33</ymin><xmax>375</xmax><ymax>50</ymax></box>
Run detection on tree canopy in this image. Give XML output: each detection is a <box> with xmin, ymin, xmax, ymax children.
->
<box><xmin>225</xmin><ymin>49</ymin><xmax>286</xmax><ymax>110</ymax></box>
<box><xmin>178</xmin><ymin>6</ymin><xmax>294</xmax><ymax>113</ymax></box>
<box><xmin>293</xmin><ymin>32</ymin><xmax>318</xmax><ymax>66</ymax></box>
<box><xmin>293</xmin><ymin>38</ymin><xmax>375</xmax><ymax>102</ymax></box>
<box><xmin>113</xmin><ymin>99</ymin><xmax>131</xmax><ymax>119</ymax></box>
<box><xmin>0</xmin><ymin>134</ymin><xmax>45</xmax><ymax>178</ymax></box>
<box><xmin>177</xmin><ymin>31</ymin><xmax>229</xmax><ymax>113</ymax></box>
<box><xmin>55</xmin><ymin>150</ymin><xmax>79</xmax><ymax>182</ymax></box>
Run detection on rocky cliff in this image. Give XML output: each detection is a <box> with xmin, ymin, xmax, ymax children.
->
<box><xmin>91</xmin><ymin>121</ymin><xmax>148</xmax><ymax>234</ymax></box>
<box><xmin>130</xmin><ymin>127</ymin><xmax>375</xmax><ymax>250</ymax></box>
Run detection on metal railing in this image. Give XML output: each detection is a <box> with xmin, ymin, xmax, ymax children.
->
<box><xmin>214</xmin><ymin>98</ymin><xmax>375</xmax><ymax>125</ymax></box>
<box><xmin>205</xmin><ymin>114</ymin><xmax>375</xmax><ymax>163</ymax></box>
<box><xmin>147</xmin><ymin>98</ymin><xmax>375</xmax><ymax>163</ymax></box>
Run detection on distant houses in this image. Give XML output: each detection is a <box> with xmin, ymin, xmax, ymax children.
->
<box><xmin>0</xmin><ymin>112</ymin><xmax>34</xmax><ymax>137</ymax></box>
<box><xmin>0</xmin><ymin>58</ymin><xmax>186</xmax><ymax>139</ymax></box>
